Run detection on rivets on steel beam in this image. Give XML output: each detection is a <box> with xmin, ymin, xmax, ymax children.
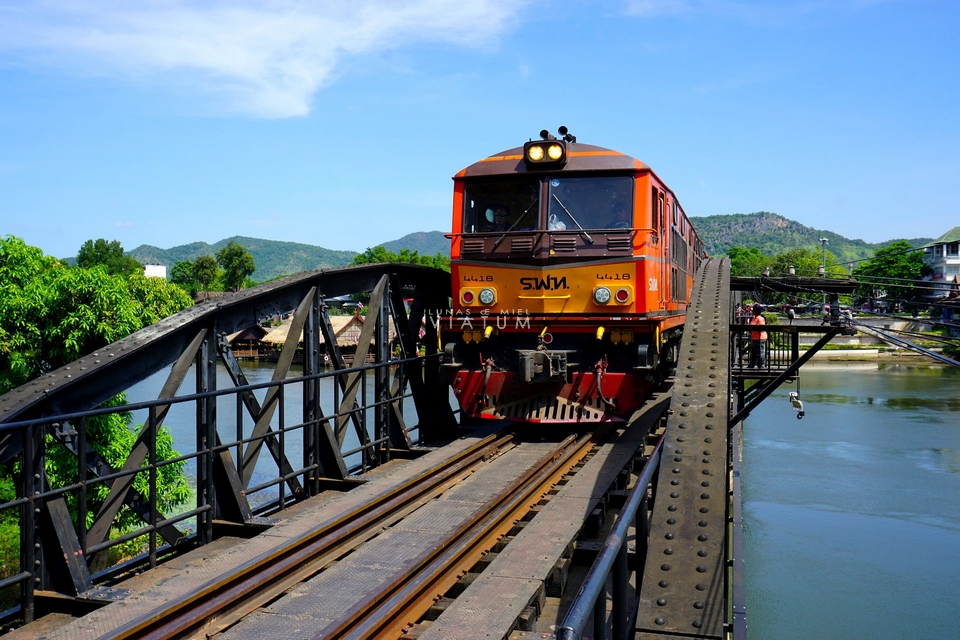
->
<box><xmin>696</xmin><ymin>565</ymin><xmax>707</xmax><ymax>573</ymax></box>
<box><xmin>668</xmin><ymin>505</ymin><xmax>677</xmax><ymax>512</ymax></box>
<box><xmin>657</xmin><ymin>598</ymin><xmax>667</xmax><ymax>606</ymax></box>
<box><xmin>698</xmin><ymin>520</ymin><xmax>708</xmax><ymax>527</ymax></box>
<box><xmin>699</xmin><ymin>507</ymin><xmax>709</xmax><ymax>513</ymax></box>
<box><xmin>694</xmin><ymin>601</ymin><xmax>705</xmax><ymax>609</ymax></box>
<box><xmin>661</xmin><ymin>564</ymin><xmax>671</xmax><ymax>571</ymax></box>
<box><xmin>670</xmin><ymin>492</ymin><xmax>679</xmax><ymax>498</ymax></box>
<box><xmin>655</xmin><ymin>617</ymin><xmax>665</xmax><ymax>625</ymax></box>
<box><xmin>698</xmin><ymin>534</ymin><xmax>708</xmax><ymax>542</ymax></box>
<box><xmin>659</xmin><ymin>580</ymin><xmax>669</xmax><ymax>588</ymax></box>
<box><xmin>701</xmin><ymin>493</ymin><xmax>710</xmax><ymax>500</ymax></box>
<box><xmin>667</xmin><ymin>518</ymin><xmax>676</xmax><ymax>524</ymax></box>
<box><xmin>693</xmin><ymin>619</ymin><xmax>703</xmax><ymax>628</ymax></box>
<box><xmin>665</xmin><ymin>532</ymin><xmax>674</xmax><ymax>540</ymax></box>
<box><xmin>664</xmin><ymin>548</ymin><xmax>674</xmax><ymax>555</ymax></box>
<box><xmin>673</xmin><ymin>467</ymin><xmax>681</xmax><ymax>474</ymax></box>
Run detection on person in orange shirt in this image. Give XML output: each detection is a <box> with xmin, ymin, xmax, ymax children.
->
<box><xmin>749</xmin><ymin>304</ymin><xmax>767</xmax><ymax>368</ymax></box>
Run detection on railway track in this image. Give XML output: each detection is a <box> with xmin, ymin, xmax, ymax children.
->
<box><xmin>96</xmin><ymin>428</ymin><xmax>597</xmax><ymax>640</ymax></box>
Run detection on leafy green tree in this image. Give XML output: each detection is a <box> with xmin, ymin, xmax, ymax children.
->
<box><xmin>76</xmin><ymin>238</ymin><xmax>143</xmax><ymax>277</ymax></box>
<box><xmin>768</xmin><ymin>247</ymin><xmax>844</xmax><ymax>278</ymax></box>
<box><xmin>852</xmin><ymin>240</ymin><xmax>927</xmax><ymax>305</ymax></box>
<box><xmin>727</xmin><ymin>246</ymin><xmax>767</xmax><ymax>277</ymax></box>
<box><xmin>126</xmin><ymin>274</ymin><xmax>194</xmax><ymax>324</ymax></box>
<box><xmin>216</xmin><ymin>242</ymin><xmax>256</xmax><ymax>292</ymax></box>
<box><xmin>169</xmin><ymin>260</ymin><xmax>196</xmax><ymax>291</ymax></box>
<box><xmin>192</xmin><ymin>256</ymin><xmax>219</xmax><ymax>294</ymax></box>
<box><xmin>2</xmin><ymin>238</ymin><xmax>140</xmax><ymax>392</ymax></box>
<box><xmin>351</xmin><ymin>246</ymin><xmax>451</xmax><ymax>272</ymax></box>
<box><xmin>351</xmin><ymin>246</ymin><xmax>395</xmax><ymax>265</ymax></box>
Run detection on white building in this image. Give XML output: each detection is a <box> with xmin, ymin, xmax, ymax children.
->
<box><xmin>144</xmin><ymin>264</ymin><xmax>167</xmax><ymax>279</ymax></box>
<box><xmin>922</xmin><ymin>227</ymin><xmax>960</xmax><ymax>299</ymax></box>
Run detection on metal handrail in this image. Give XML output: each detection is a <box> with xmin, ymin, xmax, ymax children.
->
<box><xmin>556</xmin><ymin>434</ymin><xmax>664</xmax><ymax>640</ymax></box>
<box><xmin>0</xmin><ymin>352</ymin><xmax>441</xmax><ymax>432</ymax></box>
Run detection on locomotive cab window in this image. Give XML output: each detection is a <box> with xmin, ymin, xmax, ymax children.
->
<box><xmin>547</xmin><ymin>176</ymin><xmax>634</xmax><ymax>231</ymax></box>
<box><xmin>463</xmin><ymin>179</ymin><xmax>539</xmax><ymax>234</ymax></box>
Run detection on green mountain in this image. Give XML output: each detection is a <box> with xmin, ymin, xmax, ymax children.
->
<box><xmin>690</xmin><ymin>212</ymin><xmax>932</xmax><ymax>264</ymax></box>
<box><xmin>120</xmin><ymin>215</ymin><xmax>929</xmax><ymax>282</ymax></box>
<box><xmin>127</xmin><ymin>236</ymin><xmax>356</xmax><ymax>282</ymax></box>
<box><xmin>126</xmin><ymin>232</ymin><xmax>449</xmax><ymax>282</ymax></box>
<box><xmin>379</xmin><ymin>231</ymin><xmax>448</xmax><ymax>257</ymax></box>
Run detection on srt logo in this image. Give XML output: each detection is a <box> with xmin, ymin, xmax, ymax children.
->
<box><xmin>519</xmin><ymin>275</ymin><xmax>569</xmax><ymax>291</ymax></box>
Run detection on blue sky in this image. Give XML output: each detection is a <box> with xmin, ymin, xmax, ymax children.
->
<box><xmin>1</xmin><ymin>0</ymin><xmax>957</xmax><ymax>259</ymax></box>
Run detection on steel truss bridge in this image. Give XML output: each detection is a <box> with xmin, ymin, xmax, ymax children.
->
<box><xmin>0</xmin><ymin>260</ymin><xmax>857</xmax><ymax>640</ymax></box>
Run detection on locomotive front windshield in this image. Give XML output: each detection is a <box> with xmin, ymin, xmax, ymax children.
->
<box><xmin>547</xmin><ymin>176</ymin><xmax>634</xmax><ymax>231</ymax></box>
<box><xmin>463</xmin><ymin>179</ymin><xmax>539</xmax><ymax>234</ymax></box>
<box><xmin>463</xmin><ymin>175</ymin><xmax>634</xmax><ymax>233</ymax></box>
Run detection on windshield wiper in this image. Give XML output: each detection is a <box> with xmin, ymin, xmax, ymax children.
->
<box><xmin>493</xmin><ymin>195</ymin><xmax>539</xmax><ymax>249</ymax></box>
<box><xmin>551</xmin><ymin>194</ymin><xmax>594</xmax><ymax>244</ymax></box>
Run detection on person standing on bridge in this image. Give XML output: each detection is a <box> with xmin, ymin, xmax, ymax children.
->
<box><xmin>749</xmin><ymin>304</ymin><xmax>767</xmax><ymax>368</ymax></box>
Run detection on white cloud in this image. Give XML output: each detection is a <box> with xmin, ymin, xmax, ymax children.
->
<box><xmin>0</xmin><ymin>0</ymin><xmax>526</xmax><ymax>117</ymax></box>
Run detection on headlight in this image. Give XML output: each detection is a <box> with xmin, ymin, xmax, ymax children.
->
<box><xmin>523</xmin><ymin>140</ymin><xmax>567</xmax><ymax>167</ymax></box>
<box><xmin>594</xmin><ymin>286</ymin><xmax>612</xmax><ymax>304</ymax></box>
<box><xmin>479</xmin><ymin>288</ymin><xmax>496</xmax><ymax>305</ymax></box>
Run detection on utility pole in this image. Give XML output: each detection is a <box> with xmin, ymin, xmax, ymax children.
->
<box><xmin>820</xmin><ymin>237</ymin><xmax>829</xmax><ymax>307</ymax></box>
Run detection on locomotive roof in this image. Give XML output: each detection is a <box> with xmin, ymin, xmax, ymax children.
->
<box><xmin>456</xmin><ymin>142</ymin><xmax>649</xmax><ymax>178</ymax></box>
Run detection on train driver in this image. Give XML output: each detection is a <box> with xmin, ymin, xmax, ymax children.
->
<box><xmin>484</xmin><ymin>206</ymin><xmax>511</xmax><ymax>231</ymax></box>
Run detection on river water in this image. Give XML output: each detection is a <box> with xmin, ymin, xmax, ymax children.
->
<box><xmin>743</xmin><ymin>363</ymin><xmax>960</xmax><ymax>639</ymax></box>
<box><xmin>126</xmin><ymin>362</ymin><xmax>419</xmax><ymax>508</ymax></box>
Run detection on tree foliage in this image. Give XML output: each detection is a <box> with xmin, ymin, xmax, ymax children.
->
<box><xmin>0</xmin><ymin>235</ymin><xmax>192</xmax><ymax>394</ymax></box>
<box><xmin>727</xmin><ymin>247</ymin><xmax>767</xmax><ymax>277</ymax></box>
<box><xmin>191</xmin><ymin>256</ymin><xmax>219</xmax><ymax>293</ymax></box>
<box><xmin>169</xmin><ymin>259</ymin><xmax>195</xmax><ymax>290</ymax></box>
<box><xmin>216</xmin><ymin>242</ymin><xmax>256</xmax><ymax>292</ymax></box>
<box><xmin>852</xmin><ymin>240</ymin><xmax>927</xmax><ymax>304</ymax></box>
<box><xmin>351</xmin><ymin>246</ymin><xmax>450</xmax><ymax>271</ymax></box>
<box><xmin>76</xmin><ymin>238</ymin><xmax>143</xmax><ymax>277</ymax></box>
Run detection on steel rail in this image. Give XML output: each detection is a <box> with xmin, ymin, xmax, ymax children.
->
<box><xmin>104</xmin><ymin>430</ymin><xmax>516</xmax><ymax>640</ymax></box>
<box><xmin>322</xmin><ymin>432</ymin><xmax>598</xmax><ymax>640</ymax></box>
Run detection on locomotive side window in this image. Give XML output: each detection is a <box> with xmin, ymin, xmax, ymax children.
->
<box><xmin>463</xmin><ymin>179</ymin><xmax>539</xmax><ymax>233</ymax></box>
<box><xmin>547</xmin><ymin>176</ymin><xmax>634</xmax><ymax>231</ymax></box>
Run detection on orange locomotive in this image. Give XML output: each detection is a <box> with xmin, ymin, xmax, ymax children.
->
<box><xmin>442</xmin><ymin>128</ymin><xmax>704</xmax><ymax>423</ymax></box>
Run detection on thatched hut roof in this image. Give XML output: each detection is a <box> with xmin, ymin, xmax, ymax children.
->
<box><xmin>226</xmin><ymin>325</ymin><xmax>271</xmax><ymax>343</ymax></box>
